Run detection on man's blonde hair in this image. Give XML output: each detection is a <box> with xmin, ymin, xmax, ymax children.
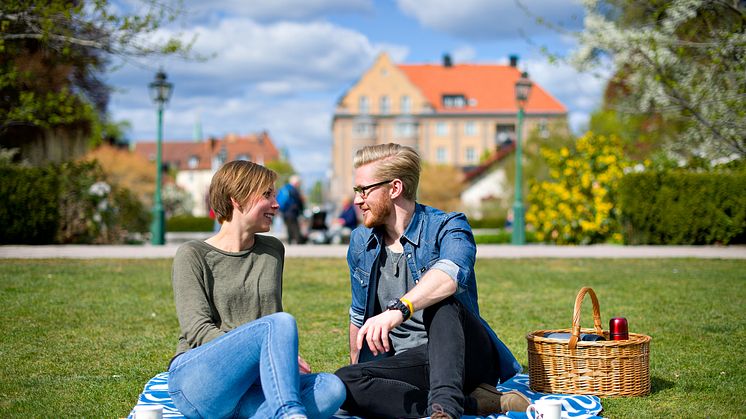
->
<box><xmin>353</xmin><ymin>143</ymin><xmax>420</xmax><ymax>201</ymax></box>
<box><xmin>209</xmin><ymin>160</ymin><xmax>277</xmax><ymax>223</ymax></box>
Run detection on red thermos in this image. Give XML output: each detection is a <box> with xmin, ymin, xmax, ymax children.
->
<box><xmin>609</xmin><ymin>317</ymin><xmax>629</xmax><ymax>340</ymax></box>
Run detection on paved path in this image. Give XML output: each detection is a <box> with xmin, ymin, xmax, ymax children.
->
<box><xmin>1</xmin><ymin>244</ymin><xmax>744</xmax><ymax>259</ymax></box>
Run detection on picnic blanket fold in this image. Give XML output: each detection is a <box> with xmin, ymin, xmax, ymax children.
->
<box><xmin>128</xmin><ymin>373</ymin><xmax>604</xmax><ymax>419</ymax></box>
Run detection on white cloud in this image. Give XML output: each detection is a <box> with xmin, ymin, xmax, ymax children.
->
<box><xmin>185</xmin><ymin>0</ymin><xmax>373</xmax><ymax>23</ymax></box>
<box><xmin>397</xmin><ymin>0</ymin><xmax>584</xmax><ymax>40</ymax></box>
<box><xmin>452</xmin><ymin>45</ymin><xmax>477</xmax><ymax>63</ymax></box>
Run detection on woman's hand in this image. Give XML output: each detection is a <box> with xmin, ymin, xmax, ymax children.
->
<box><xmin>298</xmin><ymin>355</ymin><xmax>312</xmax><ymax>374</ymax></box>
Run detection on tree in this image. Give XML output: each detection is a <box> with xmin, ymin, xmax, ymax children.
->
<box><xmin>572</xmin><ymin>0</ymin><xmax>746</xmax><ymax>161</ymax></box>
<box><xmin>84</xmin><ymin>144</ymin><xmax>155</xmax><ymax>205</ymax></box>
<box><xmin>526</xmin><ymin>132</ymin><xmax>633</xmax><ymax>244</ymax></box>
<box><xmin>0</xmin><ymin>0</ymin><xmax>195</xmax><ymax>163</ymax></box>
<box><xmin>266</xmin><ymin>159</ymin><xmax>296</xmax><ymax>187</ymax></box>
<box><xmin>419</xmin><ymin>163</ymin><xmax>465</xmax><ymax>213</ymax></box>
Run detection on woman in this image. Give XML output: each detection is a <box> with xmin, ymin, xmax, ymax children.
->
<box><xmin>167</xmin><ymin>161</ymin><xmax>346</xmax><ymax>419</ymax></box>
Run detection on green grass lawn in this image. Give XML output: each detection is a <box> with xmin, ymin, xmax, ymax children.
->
<box><xmin>0</xmin><ymin>257</ymin><xmax>744</xmax><ymax>418</ymax></box>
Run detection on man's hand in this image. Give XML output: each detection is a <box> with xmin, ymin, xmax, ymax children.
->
<box><xmin>356</xmin><ymin>309</ymin><xmax>404</xmax><ymax>356</ymax></box>
<box><xmin>298</xmin><ymin>355</ymin><xmax>311</xmax><ymax>374</ymax></box>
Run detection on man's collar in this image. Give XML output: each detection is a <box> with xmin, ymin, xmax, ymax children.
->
<box><xmin>400</xmin><ymin>203</ymin><xmax>423</xmax><ymax>246</ymax></box>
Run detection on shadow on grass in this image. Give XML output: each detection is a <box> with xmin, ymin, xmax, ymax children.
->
<box><xmin>651</xmin><ymin>376</ymin><xmax>675</xmax><ymax>394</ymax></box>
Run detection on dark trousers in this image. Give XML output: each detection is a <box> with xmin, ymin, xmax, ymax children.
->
<box><xmin>335</xmin><ymin>297</ymin><xmax>500</xmax><ymax>418</ymax></box>
<box><xmin>283</xmin><ymin>214</ymin><xmax>303</xmax><ymax>244</ymax></box>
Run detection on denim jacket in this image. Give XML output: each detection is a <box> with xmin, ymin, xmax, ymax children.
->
<box><xmin>346</xmin><ymin>203</ymin><xmax>522</xmax><ymax>383</ymax></box>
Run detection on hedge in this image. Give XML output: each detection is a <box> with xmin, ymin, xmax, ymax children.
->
<box><xmin>0</xmin><ymin>165</ymin><xmax>60</xmax><ymax>244</ymax></box>
<box><xmin>166</xmin><ymin>215</ymin><xmax>214</xmax><ymax>232</ymax></box>
<box><xmin>0</xmin><ymin>160</ymin><xmax>150</xmax><ymax>244</ymax></box>
<box><xmin>618</xmin><ymin>171</ymin><xmax>746</xmax><ymax>245</ymax></box>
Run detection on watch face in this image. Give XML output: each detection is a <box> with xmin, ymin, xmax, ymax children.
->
<box><xmin>386</xmin><ymin>299</ymin><xmax>400</xmax><ymax>310</ymax></box>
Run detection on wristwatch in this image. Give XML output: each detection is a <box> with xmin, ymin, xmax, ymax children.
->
<box><xmin>386</xmin><ymin>298</ymin><xmax>411</xmax><ymax>321</ymax></box>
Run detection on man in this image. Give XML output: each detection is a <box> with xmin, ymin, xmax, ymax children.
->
<box><xmin>278</xmin><ymin>175</ymin><xmax>305</xmax><ymax>244</ymax></box>
<box><xmin>335</xmin><ymin>144</ymin><xmax>528</xmax><ymax>419</ymax></box>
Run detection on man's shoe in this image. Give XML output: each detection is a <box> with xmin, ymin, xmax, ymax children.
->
<box><xmin>469</xmin><ymin>383</ymin><xmax>531</xmax><ymax>414</ymax></box>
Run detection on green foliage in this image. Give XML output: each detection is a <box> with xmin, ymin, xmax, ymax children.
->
<box><xmin>472</xmin><ymin>230</ymin><xmax>538</xmax><ymax>244</ymax></box>
<box><xmin>266</xmin><ymin>159</ymin><xmax>296</xmax><ymax>187</ymax></box>
<box><xmin>526</xmin><ymin>132</ymin><xmax>633</xmax><ymax>244</ymax></box>
<box><xmin>619</xmin><ymin>170</ymin><xmax>746</xmax><ymax>244</ymax></box>
<box><xmin>0</xmin><ymin>157</ymin><xmax>150</xmax><ymax>244</ymax></box>
<box><xmin>1</xmin><ymin>258</ymin><xmax>745</xmax><ymax>417</ymax></box>
<box><xmin>573</xmin><ymin>0</ymin><xmax>746</xmax><ymax>160</ymax></box>
<box><xmin>0</xmin><ymin>164</ymin><xmax>59</xmax><ymax>244</ymax></box>
<box><xmin>468</xmin><ymin>216</ymin><xmax>507</xmax><ymax>229</ymax></box>
<box><xmin>166</xmin><ymin>215</ymin><xmax>213</xmax><ymax>232</ymax></box>
<box><xmin>0</xmin><ymin>0</ymin><xmax>196</xmax><ymax>158</ymax></box>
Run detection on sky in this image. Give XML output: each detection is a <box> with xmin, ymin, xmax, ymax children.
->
<box><xmin>107</xmin><ymin>0</ymin><xmax>611</xmax><ymax>184</ymax></box>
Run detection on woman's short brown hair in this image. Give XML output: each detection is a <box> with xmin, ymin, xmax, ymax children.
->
<box><xmin>209</xmin><ymin>160</ymin><xmax>277</xmax><ymax>223</ymax></box>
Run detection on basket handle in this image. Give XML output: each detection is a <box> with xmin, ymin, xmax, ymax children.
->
<box><xmin>568</xmin><ymin>287</ymin><xmax>604</xmax><ymax>349</ymax></box>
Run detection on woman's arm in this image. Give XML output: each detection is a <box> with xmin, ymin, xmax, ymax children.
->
<box><xmin>172</xmin><ymin>244</ymin><xmax>224</xmax><ymax>347</ymax></box>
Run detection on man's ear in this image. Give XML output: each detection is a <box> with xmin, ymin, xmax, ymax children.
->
<box><xmin>389</xmin><ymin>179</ymin><xmax>404</xmax><ymax>199</ymax></box>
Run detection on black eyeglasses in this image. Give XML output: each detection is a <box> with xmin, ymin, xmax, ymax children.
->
<box><xmin>353</xmin><ymin>179</ymin><xmax>394</xmax><ymax>198</ymax></box>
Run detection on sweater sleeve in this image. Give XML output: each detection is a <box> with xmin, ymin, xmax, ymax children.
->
<box><xmin>172</xmin><ymin>243</ymin><xmax>224</xmax><ymax>348</ymax></box>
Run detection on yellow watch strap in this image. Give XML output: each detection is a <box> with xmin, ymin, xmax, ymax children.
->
<box><xmin>400</xmin><ymin>297</ymin><xmax>414</xmax><ymax>320</ymax></box>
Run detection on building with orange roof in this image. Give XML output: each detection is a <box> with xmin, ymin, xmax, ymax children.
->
<box><xmin>133</xmin><ymin>131</ymin><xmax>279</xmax><ymax>216</ymax></box>
<box><xmin>331</xmin><ymin>52</ymin><xmax>567</xmax><ymax>215</ymax></box>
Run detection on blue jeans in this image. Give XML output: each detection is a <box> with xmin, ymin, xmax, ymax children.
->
<box><xmin>168</xmin><ymin>312</ymin><xmax>346</xmax><ymax>419</ymax></box>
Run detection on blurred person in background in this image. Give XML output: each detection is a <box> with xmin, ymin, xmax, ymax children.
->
<box><xmin>327</xmin><ymin>196</ymin><xmax>359</xmax><ymax>244</ymax></box>
<box><xmin>278</xmin><ymin>175</ymin><xmax>306</xmax><ymax>244</ymax></box>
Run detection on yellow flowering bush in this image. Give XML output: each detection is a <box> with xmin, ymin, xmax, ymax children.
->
<box><xmin>526</xmin><ymin>132</ymin><xmax>632</xmax><ymax>244</ymax></box>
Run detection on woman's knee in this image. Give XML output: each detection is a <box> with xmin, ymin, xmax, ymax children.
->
<box><xmin>319</xmin><ymin>372</ymin><xmax>346</xmax><ymax>400</ymax></box>
<box><xmin>265</xmin><ymin>311</ymin><xmax>297</xmax><ymax>329</ymax></box>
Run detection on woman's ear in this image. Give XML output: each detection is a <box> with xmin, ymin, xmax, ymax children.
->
<box><xmin>230</xmin><ymin>197</ymin><xmax>243</xmax><ymax>212</ymax></box>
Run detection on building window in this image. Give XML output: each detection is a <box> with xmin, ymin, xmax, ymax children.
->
<box><xmin>236</xmin><ymin>154</ymin><xmax>250</xmax><ymax>161</ymax></box>
<box><xmin>396</xmin><ymin>122</ymin><xmax>417</xmax><ymax>137</ymax></box>
<box><xmin>465</xmin><ymin>147</ymin><xmax>476</xmax><ymax>163</ymax></box>
<box><xmin>496</xmin><ymin>124</ymin><xmax>516</xmax><ymax>145</ymax></box>
<box><xmin>436</xmin><ymin>147</ymin><xmax>447</xmax><ymax>163</ymax></box>
<box><xmin>464</xmin><ymin>121</ymin><xmax>477</xmax><ymax>136</ymax></box>
<box><xmin>359</xmin><ymin>96</ymin><xmax>369</xmax><ymax>114</ymax></box>
<box><xmin>401</xmin><ymin>95</ymin><xmax>411</xmax><ymax>114</ymax></box>
<box><xmin>354</xmin><ymin>123</ymin><xmax>374</xmax><ymax>138</ymax></box>
<box><xmin>380</xmin><ymin>95</ymin><xmax>390</xmax><ymax>114</ymax></box>
<box><xmin>436</xmin><ymin>121</ymin><xmax>448</xmax><ymax>136</ymax></box>
<box><xmin>187</xmin><ymin>155</ymin><xmax>199</xmax><ymax>169</ymax></box>
<box><xmin>539</xmin><ymin>118</ymin><xmax>549</xmax><ymax>138</ymax></box>
<box><xmin>443</xmin><ymin>94</ymin><xmax>466</xmax><ymax>108</ymax></box>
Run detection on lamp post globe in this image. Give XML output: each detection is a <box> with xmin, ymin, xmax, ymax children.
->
<box><xmin>512</xmin><ymin>71</ymin><xmax>532</xmax><ymax>245</ymax></box>
<box><xmin>149</xmin><ymin>69</ymin><xmax>173</xmax><ymax>245</ymax></box>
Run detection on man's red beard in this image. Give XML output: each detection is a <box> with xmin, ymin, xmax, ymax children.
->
<box><xmin>362</xmin><ymin>192</ymin><xmax>392</xmax><ymax>228</ymax></box>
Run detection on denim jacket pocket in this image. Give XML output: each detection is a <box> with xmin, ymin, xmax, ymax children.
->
<box><xmin>353</xmin><ymin>267</ymin><xmax>370</xmax><ymax>288</ymax></box>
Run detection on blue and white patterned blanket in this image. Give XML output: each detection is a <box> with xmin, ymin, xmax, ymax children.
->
<box><xmin>128</xmin><ymin>373</ymin><xmax>604</xmax><ymax>418</ymax></box>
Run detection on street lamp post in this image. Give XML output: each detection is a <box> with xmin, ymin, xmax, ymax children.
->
<box><xmin>149</xmin><ymin>69</ymin><xmax>173</xmax><ymax>245</ymax></box>
<box><xmin>512</xmin><ymin>71</ymin><xmax>533</xmax><ymax>245</ymax></box>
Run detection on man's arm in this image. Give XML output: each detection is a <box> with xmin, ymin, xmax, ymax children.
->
<box><xmin>349</xmin><ymin>323</ymin><xmax>361</xmax><ymax>364</ymax></box>
<box><xmin>355</xmin><ymin>268</ymin><xmax>457</xmax><ymax>356</ymax></box>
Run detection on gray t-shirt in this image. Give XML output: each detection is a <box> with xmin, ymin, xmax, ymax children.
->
<box><xmin>376</xmin><ymin>246</ymin><xmax>427</xmax><ymax>354</ymax></box>
<box><xmin>171</xmin><ymin>236</ymin><xmax>285</xmax><ymax>358</ymax></box>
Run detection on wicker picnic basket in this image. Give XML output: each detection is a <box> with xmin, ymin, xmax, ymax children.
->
<box><xmin>526</xmin><ymin>287</ymin><xmax>651</xmax><ymax>397</ymax></box>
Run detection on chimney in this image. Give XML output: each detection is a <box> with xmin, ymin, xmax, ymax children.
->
<box><xmin>509</xmin><ymin>54</ymin><xmax>519</xmax><ymax>67</ymax></box>
<box><xmin>443</xmin><ymin>53</ymin><xmax>452</xmax><ymax>68</ymax></box>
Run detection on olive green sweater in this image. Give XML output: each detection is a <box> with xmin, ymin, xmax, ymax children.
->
<box><xmin>170</xmin><ymin>236</ymin><xmax>285</xmax><ymax>358</ymax></box>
